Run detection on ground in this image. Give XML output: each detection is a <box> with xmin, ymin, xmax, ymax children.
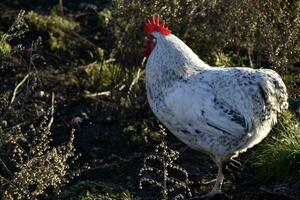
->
<box><xmin>0</xmin><ymin>1</ymin><xmax>299</xmax><ymax>200</ymax></box>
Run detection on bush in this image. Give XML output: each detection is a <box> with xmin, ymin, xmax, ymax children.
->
<box><xmin>109</xmin><ymin>0</ymin><xmax>300</xmax><ymax>96</ymax></box>
<box><xmin>0</xmin><ymin>11</ymin><xmax>77</xmax><ymax>199</ymax></box>
<box><xmin>0</xmin><ymin>80</ymin><xmax>77</xmax><ymax>200</ymax></box>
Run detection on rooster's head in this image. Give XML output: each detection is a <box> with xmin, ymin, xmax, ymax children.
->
<box><xmin>144</xmin><ymin>15</ymin><xmax>171</xmax><ymax>58</ymax></box>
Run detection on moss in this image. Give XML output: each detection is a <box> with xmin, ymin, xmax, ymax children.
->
<box><xmin>25</xmin><ymin>11</ymin><xmax>79</xmax><ymax>50</ymax></box>
<box><xmin>0</xmin><ymin>32</ymin><xmax>12</xmax><ymax>58</ymax></box>
<box><xmin>96</xmin><ymin>48</ymin><xmax>105</xmax><ymax>61</ymax></box>
<box><xmin>83</xmin><ymin>48</ymin><xmax>122</xmax><ymax>90</ymax></box>
<box><xmin>98</xmin><ymin>8</ymin><xmax>112</xmax><ymax>27</ymax></box>
<box><xmin>0</xmin><ymin>37</ymin><xmax>11</xmax><ymax>58</ymax></box>
<box><xmin>123</xmin><ymin>124</ymin><xmax>145</xmax><ymax>146</ymax></box>
<box><xmin>84</xmin><ymin>61</ymin><xmax>120</xmax><ymax>90</ymax></box>
<box><xmin>25</xmin><ymin>11</ymin><xmax>78</xmax><ymax>33</ymax></box>
<box><xmin>121</xmin><ymin>119</ymin><xmax>157</xmax><ymax>146</ymax></box>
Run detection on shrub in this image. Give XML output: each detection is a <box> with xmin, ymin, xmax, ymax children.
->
<box><xmin>0</xmin><ymin>11</ymin><xmax>78</xmax><ymax>199</ymax></box>
<box><xmin>0</xmin><ymin>79</ymin><xmax>77</xmax><ymax>199</ymax></box>
<box><xmin>109</xmin><ymin>0</ymin><xmax>300</xmax><ymax>95</ymax></box>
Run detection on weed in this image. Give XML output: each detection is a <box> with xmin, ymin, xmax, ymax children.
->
<box><xmin>139</xmin><ymin>125</ymin><xmax>192</xmax><ymax>199</ymax></box>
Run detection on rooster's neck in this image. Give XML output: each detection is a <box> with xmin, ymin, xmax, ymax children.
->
<box><xmin>145</xmin><ymin>34</ymin><xmax>209</xmax><ymax>97</ymax></box>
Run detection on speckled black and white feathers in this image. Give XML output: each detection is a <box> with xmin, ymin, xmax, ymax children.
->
<box><xmin>145</xmin><ymin>32</ymin><xmax>288</xmax><ymax>161</ymax></box>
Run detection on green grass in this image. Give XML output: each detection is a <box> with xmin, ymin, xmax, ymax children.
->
<box><xmin>251</xmin><ymin>111</ymin><xmax>300</xmax><ymax>182</ymax></box>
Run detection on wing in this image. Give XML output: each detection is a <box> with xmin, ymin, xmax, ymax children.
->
<box><xmin>163</xmin><ymin>73</ymin><xmax>250</xmax><ymax>140</ymax></box>
<box><xmin>159</xmin><ymin>67</ymin><xmax>286</xmax><ymax>155</ymax></box>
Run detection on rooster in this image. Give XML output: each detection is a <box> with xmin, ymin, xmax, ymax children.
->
<box><xmin>144</xmin><ymin>16</ymin><xmax>288</xmax><ymax>198</ymax></box>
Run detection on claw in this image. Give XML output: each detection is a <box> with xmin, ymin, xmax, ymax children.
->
<box><xmin>230</xmin><ymin>157</ymin><xmax>242</xmax><ymax>166</ymax></box>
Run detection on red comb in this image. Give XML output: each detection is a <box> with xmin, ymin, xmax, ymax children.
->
<box><xmin>144</xmin><ymin>15</ymin><xmax>171</xmax><ymax>36</ymax></box>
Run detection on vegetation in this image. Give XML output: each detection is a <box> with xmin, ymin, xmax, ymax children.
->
<box><xmin>139</xmin><ymin>126</ymin><xmax>192</xmax><ymax>199</ymax></box>
<box><xmin>61</xmin><ymin>181</ymin><xmax>132</xmax><ymax>200</ymax></box>
<box><xmin>25</xmin><ymin>11</ymin><xmax>79</xmax><ymax>50</ymax></box>
<box><xmin>110</xmin><ymin>0</ymin><xmax>300</xmax><ymax>96</ymax></box>
<box><xmin>251</xmin><ymin>111</ymin><xmax>300</xmax><ymax>182</ymax></box>
<box><xmin>0</xmin><ymin>0</ymin><xmax>299</xmax><ymax>199</ymax></box>
<box><xmin>0</xmin><ymin>11</ymin><xmax>77</xmax><ymax>199</ymax></box>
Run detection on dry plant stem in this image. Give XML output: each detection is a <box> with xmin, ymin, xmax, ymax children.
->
<box><xmin>0</xmin><ymin>73</ymin><xmax>31</xmax><ymax>120</ymax></box>
<box><xmin>9</xmin><ymin>73</ymin><xmax>30</xmax><ymax>106</ymax></box>
<box><xmin>48</xmin><ymin>92</ymin><xmax>55</xmax><ymax>130</ymax></box>
<box><xmin>248</xmin><ymin>48</ymin><xmax>253</xmax><ymax>68</ymax></box>
<box><xmin>163</xmin><ymin>140</ymin><xmax>167</xmax><ymax>200</ymax></box>
<box><xmin>128</xmin><ymin>68</ymin><xmax>143</xmax><ymax>95</ymax></box>
<box><xmin>0</xmin><ymin>159</ymin><xmax>12</xmax><ymax>177</ymax></box>
<box><xmin>0</xmin><ymin>74</ymin><xmax>30</xmax><ymax>180</ymax></box>
<box><xmin>59</xmin><ymin>0</ymin><xmax>64</xmax><ymax>15</ymax></box>
<box><xmin>0</xmin><ymin>174</ymin><xmax>12</xmax><ymax>185</ymax></box>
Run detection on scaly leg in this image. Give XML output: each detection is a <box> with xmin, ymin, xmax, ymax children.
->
<box><xmin>200</xmin><ymin>156</ymin><xmax>224</xmax><ymax>199</ymax></box>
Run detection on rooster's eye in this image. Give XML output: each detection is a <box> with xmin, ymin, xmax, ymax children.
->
<box><xmin>152</xmin><ymin>38</ymin><xmax>157</xmax><ymax>43</ymax></box>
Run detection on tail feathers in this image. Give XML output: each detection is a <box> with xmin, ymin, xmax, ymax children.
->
<box><xmin>259</xmin><ymin>69</ymin><xmax>288</xmax><ymax>113</ymax></box>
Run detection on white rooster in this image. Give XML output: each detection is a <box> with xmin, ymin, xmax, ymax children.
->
<box><xmin>144</xmin><ymin>16</ymin><xmax>288</xmax><ymax>198</ymax></box>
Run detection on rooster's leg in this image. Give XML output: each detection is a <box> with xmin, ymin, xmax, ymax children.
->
<box><xmin>200</xmin><ymin>156</ymin><xmax>224</xmax><ymax>199</ymax></box>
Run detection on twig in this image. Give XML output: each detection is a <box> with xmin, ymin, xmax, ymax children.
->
<box><xmin>248</xmin><ymin>48</ymin><xmax>254</xmax><ymax>68</ymax></box>
<box><xmin>0</xmin><ymin>159</ymin><xmax>13</xmax><ymax>177</ymax></box>
<box><xmin>47</xmin><ymin>92</ymin><xmax>55</xmax><ymax>130</ymax></box>
<box><xmin>59</xmin><ymin>0</ymin><xmax>64</xmax><ymax>15</ymax></box>
<box><xmin>128</xmin><ymin>68</ymin><xmax>143</xmax><ymax>95</ymax></box>
<box><xmin>84</xmin><ymin>91</ymin><xmax>111</xmax><ymax>98</ymax></box>
<box><xmin>10</xmin><ymin>73</ymin><xmax>30</xmax><ymax>105</ymax></box>
<box><xmin>0</xmin><ymin>73</ymin><xmax>31</xmax><ymax>120</ymax></box>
